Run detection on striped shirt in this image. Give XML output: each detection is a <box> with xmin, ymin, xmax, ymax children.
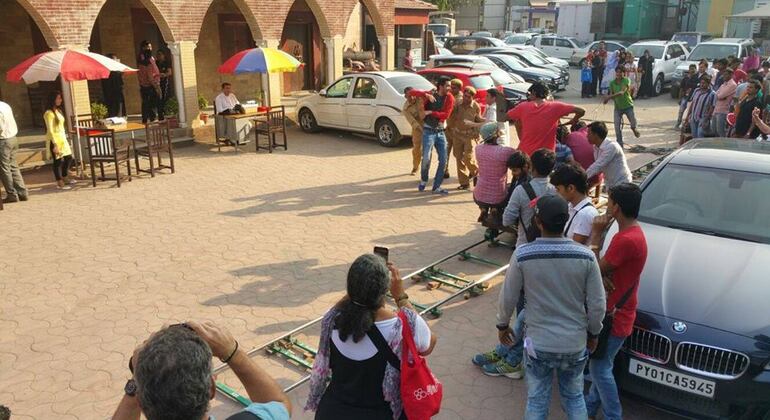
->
<box><xmin>690</xmin><ymin>87</ymin><xmax>715</xmax><ymax>120</ymax></box>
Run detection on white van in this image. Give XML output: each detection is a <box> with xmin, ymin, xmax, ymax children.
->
<box><xmin>530</xmin><ymin>35</ymin><xmax>582</xmax><ymax>60</ymax></box>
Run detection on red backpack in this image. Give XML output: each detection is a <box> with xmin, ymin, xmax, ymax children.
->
<box><xmin>398</xmin><ymin>310</ymin><xmax>443</xmax><ymax>420</ymax></box>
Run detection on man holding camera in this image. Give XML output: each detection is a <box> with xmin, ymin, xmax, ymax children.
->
<box><xmin>111</xmin><ymin>321</ymin><xmax>291</xmax><ymax>420</ymax></box>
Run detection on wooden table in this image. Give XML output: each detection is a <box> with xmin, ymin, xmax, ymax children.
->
<box><xmin>221</xmin><ymin>110</ymin><xmax>268</xmax><ymax>120</ymax></box>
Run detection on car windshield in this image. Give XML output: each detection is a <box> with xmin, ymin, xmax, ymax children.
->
<box><xmin>428</xmin><ymin>24</ymin><xmax>448</xmax><ymax>36</ymax></box>
<box><xmin>469</xmin><ymin>75</ymin><xmax>496</xmax><ymax>90</ymax></box>
<box><xmin>489</xmin><ymin>68</ymin><xmax>517</xmax><ymax>85</ymax></box>
<box><xmin>639</xmin><ymin>163</ymin><xmax>770</xmax><ymax>244</ymax></box>
<box><xmin>672</xmin><ymin>33</ymin><xmax>698</xmax><ymax>48</ymax></box>
<box><xmin>516</xmin><ymin>50</ymin><xmax>549</xmax><ymax>66</ymax></box>
<box><xmin>492</xmin><ymin>54</ymin><xmax>528</xmax><ymax>69</ymax></box>
<box><xmin>688</xmin><ymin>44</ymin><xmax>739</xmax><ymax>61</ymax></box>
<box><xmin>569</xmin><ymin>38</ymin><xmax>586</xmax><ymax>48</ymax></box>
<box><xmin>505</xmin><ymin>35</ymin><xmax>530</xmax><ymax>44</ymax></box>
<box><xmin>628</xmin><ymin>45</ymin><xmax>665</xmax><ymax>59</ymax></box>
<box><xmin>387</xmin><ymin>74</ymin><xmax>435</xmax><ymax>95</ymax></box>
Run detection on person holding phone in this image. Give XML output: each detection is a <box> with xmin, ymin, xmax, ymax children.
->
<box><xmin>111</xmin><ymin>322</ymin><xmax>291</xmax><ymax>420</ymax></box>
<box><xmin>306</xmin><ymin>254</ymin><xmax>438</xmax><ymax>420</ymax></box>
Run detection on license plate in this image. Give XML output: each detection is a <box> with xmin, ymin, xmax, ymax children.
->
<box><xmin>629</xmin><ymin>359</ymin><xmax>716</xmax><ymax>398</ymax></box>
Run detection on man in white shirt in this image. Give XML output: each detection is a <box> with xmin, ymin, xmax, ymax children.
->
<box><xmin>215</xmin><ymin>82</ymin><xmax>241</xmax><ymax>114</ymax></box>
<box><xmin>550</xmin><ymin>163</ymin><xmax>598</xmax><ymax>245</ymax></box>
<box><xmin>585</xmin><ymin>121</ymin><xmax>631</xmax><ymax>189</ymax></box>
<box><xmin>0</xmin><ymin>101</ymin><xmax>27</xmax><ymax>203</ymax></box>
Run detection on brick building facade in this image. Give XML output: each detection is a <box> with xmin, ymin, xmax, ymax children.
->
<box><xmin>1</xmin><ymin>0</ymin><xmax>437</xmax><ymax>132</ymax></box>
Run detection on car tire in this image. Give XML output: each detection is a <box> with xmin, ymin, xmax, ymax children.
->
<box><xmin>670</xmin><ymin>84</ymin><xmax>680</xmax><ymax>99</ymax></box>
<box><xmin>375</xmin><ymin>118</ymin><xmax>401</xmax><ymax>147</ymax></box>
<box><xmin>299</xmin><ymin>108</ymin><xmax>320</xmax><ymax>133</ymax></box>
<box><xmin>654</xmin><ymin>74</ymin><xmax>664</xmax><ymax>96</ymax></box>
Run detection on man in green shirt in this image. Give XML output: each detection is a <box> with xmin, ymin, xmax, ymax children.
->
<box><xmin>604</xmin><ymin>66</ymin><xmax>640</xmax><ymax>148</ymax></box>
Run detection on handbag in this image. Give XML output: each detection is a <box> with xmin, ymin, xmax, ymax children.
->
<box><xmin>590</xmin><ymin>284</ymin><xmax>635</xmax><ymax>360</ymax></box>
<box><xmin>367</xmin><ymin>311</ymin><xmax>442</xmax><ymax>419</ymax></box>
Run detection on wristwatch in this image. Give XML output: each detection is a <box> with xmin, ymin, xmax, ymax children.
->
<box><xmin>124</xmin><ymin>379</ymin><xmax>137</xmax><ymax>397</ymax></box>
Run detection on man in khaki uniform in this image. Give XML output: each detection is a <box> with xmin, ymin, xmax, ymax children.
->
<box><xmin>453</xmin><ymin>86</ymin><xmax>485</xmax><ymax>189</ymax></box>
<box><xmin>402</xmin><ymin>87</ymin><xmax>424</xmax><ymax>175</ymax></box>
<box><xmin>445</xmin><ymin>79</ymin><xmax>465</xmax><ymax>178</ymax></box>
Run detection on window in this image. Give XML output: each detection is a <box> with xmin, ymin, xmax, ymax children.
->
<box><xmin>461</xmin><ymin>39</ymin><xmax>478</xmax><ymax>53</ymax></box>
<box><xmin>556</xmin><ymin>39</ymin><xmax>573</xmax><ymax>48</ymax></box>
<box><xmin>540</xmin><ymin>38</ymin><xmax>554</xmax><ymax>46</ymax></box>
<box><xmin>218</xmin><ymin>14</ymin><xmax>256</xmax><ymax>62</ymax></box>
<box><xmin>469</xmin><ymin>75</ymin><xmax>496</xmax><ymax>90</ymax></box>
<box><xmin>668</xmin><ymin>45</ymin><xmax>684</xmax><ymax>59</ymax></box>
<box><xmin>605</xmin><ymin>3</ymin><xmax>624</xmax><ymax>34</ymax></box>
<box><xmin>352</xmin><ymin>77</ymin><xmax>378</xmax><ymax>99</ymax></box>
<box><xmin>326</xmin><ymin>78</ymin><xmax>353</xmax><ymax>98</ymax></box>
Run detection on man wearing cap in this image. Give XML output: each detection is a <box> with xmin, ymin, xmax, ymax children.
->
<box><xmin>445</xmin><ymin>79</ymin><xmax>465</xmax><ymax>178</ymax></box>
<box><xmin>496</xmin><ymin>194</ymin><xmax>606</xmax><ymax>420</ymax></box>
<box><xmin>451</xmin><ymin>86</ymin><xmax>484</xmax><ymax>189</ymax></box>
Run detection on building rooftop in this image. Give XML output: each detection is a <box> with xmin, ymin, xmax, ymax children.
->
<box><xmin>395</xmin><ymin>0</ymin><xmax>438</xmax><ymax>10</ymax></box>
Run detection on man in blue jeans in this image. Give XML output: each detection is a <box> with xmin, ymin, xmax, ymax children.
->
<box><xmin>496</xmin><ymin>195</ymin><xmax>606</xmax><ymax>420</ymax></box>
<box><xmin>587</xmin><ymin>183</ymin><xmax>648</xmax><ymax>420</ymax></box>
<box><xmin>604</xmin><ymin>66</ymin><xmax>640</xmax><ymax>148</ymax></box>
<box><xmin>408</xmin><ymin>77</ymin><xmax>455</xmax><ymax>195</ymax></box>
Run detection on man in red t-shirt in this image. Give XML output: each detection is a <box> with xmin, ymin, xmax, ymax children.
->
<box><xmin>506</xmin><ymin>82</ymin><xmax>585</xmax><ymax>157</ymax></box>
<box><xmin>586</xmin><ymin>182</ymin><xmax>647</xmax><ymax>420</ymax></box>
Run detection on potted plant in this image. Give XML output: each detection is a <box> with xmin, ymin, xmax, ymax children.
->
<box><xmin>164</xmin><ymin>97</ymin><xmax>180</xmax><ymax>128</ymax></box>
<box><xmin>91</xmin><ymin>102</ymin><xmax>108</xmax><ymax>121</ymax></box>
<box><xmin>198</xmin><ymin>94</ymin><xmax>210</xmax><ymax>123</ymax></box>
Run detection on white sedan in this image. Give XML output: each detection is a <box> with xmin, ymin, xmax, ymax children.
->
<box><xmin>296</xmin><ymin>71</ymin><xmax>435</xmax><ymax>147</ymax></box>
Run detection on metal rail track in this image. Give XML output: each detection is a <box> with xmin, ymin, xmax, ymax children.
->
<box><xmin>214</xmin><ymin>153</ymin><xmax>669</xmax><ymax>405</ymax></box>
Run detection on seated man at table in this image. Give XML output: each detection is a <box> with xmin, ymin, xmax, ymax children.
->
<box><xmin>215</xmin><ymin>82</ymin><xmax>250</xmax><ymax>145</ymax></box>
<box><xmin>215</xmin><ymin>83</ymin><xmax>244</xmax><ymax>115</ymax></box>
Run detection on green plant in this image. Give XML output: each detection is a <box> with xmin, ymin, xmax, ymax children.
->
<box><xmin>164</xmin><ymin>97</ymin><xmax>179</xmax><ymax>117</ymax></box>
<box><xmin>197</xmin><ymin>94</ymin><xmax>209</xmax><ymax>110</ymax></box>
<box><xmin>91</xmin><ymin>102</ymin><xmax>108</xmax><ymax>120</ymax></box>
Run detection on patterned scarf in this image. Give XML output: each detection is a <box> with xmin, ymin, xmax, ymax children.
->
<box><xmin>304</xmin><ymin>306</ymin><xmax>420</xmax><ymax>419</ymax></box>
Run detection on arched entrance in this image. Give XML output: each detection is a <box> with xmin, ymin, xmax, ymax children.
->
<box><xmin>280</xmin><ymin>0</ymin><xmax>326</xmax><ymax>94</ymax></box>
<box><xmin>0</xmin><ymin>1</ymin><xmax>56</xmax><ymax>135</ymax></box>
<box><xmin>88</xmin><ymin>0</ymin><xmax>173</xmax><ymax>118</ymax></box>
<box><xmin>195</xmin><ymin>0</ymin><xmax>261</xmax><ymax>105</ymax></box>
<box><xmin>342</xmin><ymin>1</ymin><xmax>387</xmax><ymax>70</ymax></box>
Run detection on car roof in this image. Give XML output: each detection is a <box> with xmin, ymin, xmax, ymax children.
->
<box><xmin>347</xmin><ymin>71</ymin><xmax>413</xmax><ymax>79</ymax></box>
<box><xmin>671</xmin><ymin>138</ymin><xmax>770</xmax><ymax>174</ymax></box>
<box><xmin>632</xmin><ymin>40</ymin><xmax>676</xmax><ymax>45</ymax></box>
<box><xmin>432</xmin><ymin>54</ymin><xmax>485</xmax><ymax>60</ymax></box>
<box><xmin>418</xmin><ymin>67</ymin><xmax>491</xmax><ymax>76</ymax></box>
<box><xmin>706</xmin><ymin>38</ymin><xmax>754</xmax><ymax>45</ymax></box>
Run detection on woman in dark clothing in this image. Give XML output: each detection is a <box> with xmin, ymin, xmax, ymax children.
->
<box><xmin>305</xmin><ymin>255</ymin><xmax>437</xmax><ymax>420</ymax></box>
<box><xmin>155</xmin><ymin>50</ymin><xmax>173</xmax><ymax>118</ymax></box>
<box><xmin>734</xmin><ymin>80</ymin><xmax>763</xmax><ymax>138</ymax></box>
<box><xmin>638</xmin><ymin>49</ymin><xmax>656</xmax><ymax>98</ymax></box>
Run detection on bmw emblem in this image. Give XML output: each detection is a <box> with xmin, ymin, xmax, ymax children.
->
<box><xmin>672</xmin><ymin>321</ymin><xmax>687</xmax><ymax>334</ymax></box>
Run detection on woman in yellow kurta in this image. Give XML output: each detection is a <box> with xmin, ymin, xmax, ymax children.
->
<box><xmin>44</xmin><ymin>91</ymin><xmax>75</xmax><ymax>189</ymax></box>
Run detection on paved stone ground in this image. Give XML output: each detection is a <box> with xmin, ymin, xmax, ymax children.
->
<box><xmin>1</xmin><ymin>78</ymin><xmax>684</xmax><ymax>419</ymax></box>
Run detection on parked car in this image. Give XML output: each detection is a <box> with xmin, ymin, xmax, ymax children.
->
<box><xmin>483</xmin><ymin>53</ymin><xmax>563</xmax><ymax>92</ymax></box>
<box><xmin>671</xmin><ymin>31</ymin><xmax>714</xmax><ymax>50</ymax></box>
<box><xmin>471</xmin><ymin>47</ymin><xmax>569</xmax><ymax>88</ymax></box>
<box><xmin>296</xmin><ymin>72</ymin><xmax>434</xmax><ymax>147</ymax></box>
<box><xmin>627</xmin><ymin>41</ymin><xmax>689</xmax><ymax>96</ymax></box>
<box><xmin>418</xmin><ymin>66</ymin><xmax>528</xmax><ymax>110</ymax></box>
<box><xmin>570</xmin><ymin>40</ymin><xmax>629</xmax><ymax>66</ymax></box>
<box><xmin>505</xmin><ymin>33</ymin><xmax>536</xmax><ymax>45</ymax></box>
<box><xmin>509</xmin><ymin>44</ymin><xmax>570</xmax><ymax>71</ymax></box>
<box><xmin>671</xmin><ymin>38</ymin><xmax>756</xmax><ymax>98</ymax></box>
<box><xmin>472</xmin><ymin>31</ymin><xmax>493</xmax><ymax>37</ymax></box>
<box><xmin>530</xmin><ymin>35</ymin><xmax>583</xmax><ymax>60</ymax></box>
<box><xmin>427</xmin><ymin>23</ymin><xmax>450</xmax><ymax>42</ymax></box>
<box><xmin>607</xmin><ymin>138</ymin><xmax>770</xmax><ymax>420</ymax></box>
<box><xmin>443</xmin><ymin>36</ymin><xmax>507</xmax><ymax>54</ymax></box>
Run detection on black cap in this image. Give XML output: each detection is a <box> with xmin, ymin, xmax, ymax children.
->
<box><xmin>534</xmin><ymin>194</ymin><xmax>569</xmax><ymax>228</ymax></box>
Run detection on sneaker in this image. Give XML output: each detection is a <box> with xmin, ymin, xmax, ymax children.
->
<box><xmin>432</xmin><ymin>188</ymin><xmax>449</xmax><ymax>195</ymax></box>
<box><xmin>67</xmin><ymin>179</ymin><xmax>78</xmax><ymax>185</ymax></box>
<box><xmin>418</xmin><ymin>182</ymin><xmax>426</xmax><ymax>192</ymax></box>
<box><xmin>2</xmin><ymin>195</ymin><xmax>19</xmax><ymax>203</ymax></box>
<box><xmin>482</xmin><ymin>360</ymin><xmax>524</xmax><ymax>379</ymax></box>
<box><xmin>57</xmin><ymin>184</ymin><xmax>72</xmax><ymax>191</ymax></box>
<box><xmin>632</xmin><ymin>127</ymin><xmax>641</xmax><ymax>138</ymax></box>
<box><xmin>472</xmin><ymin>349</ymin><xmax>501</xmax><ymax>367</ymax></box>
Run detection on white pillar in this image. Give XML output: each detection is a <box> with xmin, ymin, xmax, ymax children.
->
<box><xmin>167</xmin><ymin>42</ymin><xmax>187</xmax><ymax>127</ymax></box>
<box><xmin>723</xmin><ymin>18</ymin><xmax>729</xmax><ymax>38</ymax></box>
<box><xmin>324</xmin><ymin>37</ymin><xmax>336</xmax><ymax>87</ymax></box>
<box><xmin>378</xmin><ymin>36</ymin><xmax>388</xmax><ymax>70</ymax></box>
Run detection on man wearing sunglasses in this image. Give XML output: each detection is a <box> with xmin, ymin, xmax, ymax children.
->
<box><xmin>111</xmin><ymin>321</ymin><xmax>291</xmax><ymax>420</ymax></box>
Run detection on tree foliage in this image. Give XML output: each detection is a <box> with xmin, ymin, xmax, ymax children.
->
<box><xmin>427</xmin><ymin>0</ymin><xmax>481</xmax><ymax>12</ymax></box>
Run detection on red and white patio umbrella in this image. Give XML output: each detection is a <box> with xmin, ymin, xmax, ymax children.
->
<box><xmin>6</xmin><ymin>49</ymin><xmax>137</xmax><ymax>174</ymax></box>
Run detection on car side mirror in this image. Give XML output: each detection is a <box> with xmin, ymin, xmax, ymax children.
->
<box><xmin>665</xmin><ymin>54</ymin><xmax>671</xmax><ymax>60</ymax></box>
<box><xmin>319</xmin><ymin>89</ymin><xmax>327</xmax><ymax>97</ymax></box>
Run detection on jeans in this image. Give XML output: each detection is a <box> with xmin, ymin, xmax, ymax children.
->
<box><xmin>420</xmin><ymin>127</ymin><xmax>448</xmax><ymax>191</ymax></box>
<box><xmin>585</xmin><ymin>335</ymin><xmax>626</xmax><ymax>420</ymax></box>
<box><xmin>0</xmin><ymin>137</ymin><xmax>27</xmax><ymax>198</ymax></box>
<box><xmin>524</xmin><ymin>348</ymin><xmax>589</xmax><ymax>420</ymax></box>
<box><xmin>613</xmin><ymin>107</ymin><xmax>637</xmax><ymax>147</ymax></box>
<box><xmin>495</xmin><ymin>309</ymin><xmax>526</xmax><ymax>366</ymax></box>
<box><xmin>713</xmin><ymin>112</ymin><xmax>728</xmax><ymax>137</ymax></box>
<box><xmin>690</xmin><ymin>116</ymin><xmax>708</xmax><ymax>138</ymax></box>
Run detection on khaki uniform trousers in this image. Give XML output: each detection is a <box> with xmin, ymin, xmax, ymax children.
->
<box><xmin>453</xmin><ymin>131</ymin><xmax>479</xmax><ymax>187</ymax></box>
<box><xmin>411</xmin><ymin>126</ymin><xmax>423</xmax><ymax>173</ymax></box>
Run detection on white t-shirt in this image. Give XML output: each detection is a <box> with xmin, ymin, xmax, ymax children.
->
<box><xmin>331</xmin><ymin>315</ymin><xmax>431</xmax><ymax>361</ymax></box>
<box><xmin>564</xmin><ymin>197</ymin><xmax>598</xmax><ymax>245</ymax></box>
<box><xmin>215</xmin><ymin>92</ymin><xmax>240</xmax><ymax>113</ymax></box>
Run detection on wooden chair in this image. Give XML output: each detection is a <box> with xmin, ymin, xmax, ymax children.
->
<box><xmin>213</xmin><ymin>101</ymin><xmax>239</xmax><ymax>153</ymax></box>
<box><xmin>70</xmin><ymin>114</ymin><xmax>97</xmax><ymax>135</ymax></box>
<box><xmin>85</xmin><ymin>128</ymin><xmax>132</xmax><ymax>187</ymax></box>
<box><xmin>135</xmin><ymin>121</ymin><xmax>175</xmax><ymax>177</ymax></box>
<box><xmin>254</xmin><ymin>105</ymin><xmax>287</xmax><ymax>153</ymax></box>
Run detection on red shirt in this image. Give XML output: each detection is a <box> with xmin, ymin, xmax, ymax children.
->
<box><xmin>506</xmin><ymin>101</ymin><xmax>575</xmax><ymax>156</ymax></box>
<box><xmin>603</xmin><ymin>225</ymin><xmax>648</xmax><ymax>338</ymax></box>
<box><xmin>407</xmin><ymin>90</ymin><xmax>455</xmax><ymax>123</ymax></box>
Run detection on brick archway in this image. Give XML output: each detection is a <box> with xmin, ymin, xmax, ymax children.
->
<box><xmin>88</xmin><ymin>0</ymin><xmax>176</xmax><ymax>44</ymax></box>
<box><xmin>199</xmin><ymin>0</ymin><xmax>263</xmax><ymax>42</ymax></box>
<box><xmin>14</xmin><ymin>0</ymin><xmax>58</xmax><ymax>48</ymax></box>
<box><xmin>294</xmin><ymin>0</ymin><xmax>332</xmax><ymax>39</ymax></box>
<box><xmin>358</xmin><ymin>0</ymin><xmax>388</xmax><ymax>37</ymax></box>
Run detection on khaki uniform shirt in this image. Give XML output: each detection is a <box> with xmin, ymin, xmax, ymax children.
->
<box><xmin>402</xmin><ymin>99</ymin><xmax>424</xmax><ymax>131</ymax></box>
<box><xmin>453</xmin><ymin>100</ymin><xmax>484</xmax><ymax>137</ymax></box>
<box><xmin>446</xmin><ymin>92</ymin><xmax>465</xmax><ymax>131</ymax></box>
